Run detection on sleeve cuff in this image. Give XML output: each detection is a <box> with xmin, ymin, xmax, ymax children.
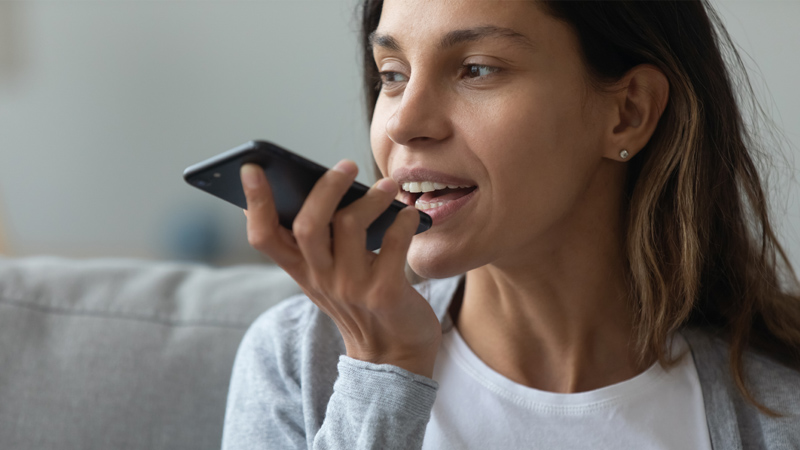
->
<box><xmin>334</xmin><ymin>355</ymin><xmax>439</xmax><ymax>418</ymax></box>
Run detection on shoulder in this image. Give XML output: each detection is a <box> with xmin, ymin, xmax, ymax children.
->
<box><xmin>682</xmin><ymin>328</ymin><xmax>800</xmax><ymax>399</ymax></box>
<box><xmin>247</xmin><ymin>293</ymin><xmax>325</xmax><ymax>342</ymax></box>
<box><xmin>681</xmin><ymin>328</ymin><xmax>800</xmax><ymax>445</ymax></box>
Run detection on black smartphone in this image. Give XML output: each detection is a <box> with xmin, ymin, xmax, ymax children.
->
<box><xmin>183</xmin><ymin>140</ymin><xmax>432</xmax><ymax>251</ymax></box>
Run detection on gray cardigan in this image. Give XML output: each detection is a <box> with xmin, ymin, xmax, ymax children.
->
<box><xmin>222</xmin><ymin>276</ymin><xmax>800</xmax><ymax>449</ymax></box>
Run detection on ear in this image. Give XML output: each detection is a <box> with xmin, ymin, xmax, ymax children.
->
<box><xmin>602</xmin><ymin>64</ymin><xmax>669</xmax><ymax>162</ymax></box>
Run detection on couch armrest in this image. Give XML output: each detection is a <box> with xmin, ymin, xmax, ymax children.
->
<box><xmin>0</xmin><ymin>257</ymin><xmax>301</xmax><ymax>450</ymax></box>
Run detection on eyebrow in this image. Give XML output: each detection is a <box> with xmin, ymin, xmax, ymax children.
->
<box><xmin>369</xmin><ymin>25</ymin><xmax>535</xmax><ymax>53</ymax></box>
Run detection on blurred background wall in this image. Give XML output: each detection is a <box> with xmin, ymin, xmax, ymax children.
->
<box><xmin>0</xmin><ymin>0</ymin><xmax>798</xmax><ymax>268</ymax></box>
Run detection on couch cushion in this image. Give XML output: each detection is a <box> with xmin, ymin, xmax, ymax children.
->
<box><xmin>0</xmin><ymin>257</ymin><xmax>301</xmax><ymax>450</ymax></box>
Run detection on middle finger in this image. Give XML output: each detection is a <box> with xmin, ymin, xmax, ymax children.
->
<box><xmin>292</xmin><ymin>159</ymin><xmax>359</xmax><ymax>272</ymax></box>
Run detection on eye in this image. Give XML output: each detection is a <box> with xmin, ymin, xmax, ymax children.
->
<box><xmin>464</xmin><ymin>64</ymin><xmax>500</xmax><ymax>79</ymax></box>
<box><xmin>378</xmin><ymin>71</ymin><xmax>409</xmax><ymax>89</ymax></box>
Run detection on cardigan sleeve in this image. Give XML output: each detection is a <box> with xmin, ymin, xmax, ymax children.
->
<box><xmin>221</xmin><ymin>295</ymin><xmax>439</xmax><ymax>450</ymax></box>
<box><xmin>314</xmin><ymin>356</ymin><xmax>438</xmax><ymax>449</ymax></box>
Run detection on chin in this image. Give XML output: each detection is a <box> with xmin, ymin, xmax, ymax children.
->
<box><xmin>406</xmin><ymin>237</ymin><xmax>473</xmax><ymax>280</ymax></box>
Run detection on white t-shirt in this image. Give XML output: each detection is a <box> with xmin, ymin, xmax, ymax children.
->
<box><xmin>422</xmin><ymin>327</ymin><xmax>713</xmax><ymax>449</ymax></box>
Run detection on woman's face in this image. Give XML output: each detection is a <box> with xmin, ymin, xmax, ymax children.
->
<box><xmin>370</xmin><ymin>0</ymin><xmax>620</xmax><ymax>278</ymax></box>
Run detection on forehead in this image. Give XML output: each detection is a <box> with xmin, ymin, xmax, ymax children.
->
<box><xmin>376</xmin><ymin>0</ymin><xmax>550</xmax><ymax>45</ymax></box>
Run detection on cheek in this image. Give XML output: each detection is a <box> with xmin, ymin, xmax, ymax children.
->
<box><xmin>463</xmin><ymin>85</ymin><xmax>598</xmax><ymax>226</ymax></box>
<box><xmin>462</xmin><ymin>90</ymin><xmax>558</xmax><ymax>186</ymax></box>
<box><xmin>370</xmin><ymin>106</ymin><xmax>392</xmax><ymax>176</ymax></box>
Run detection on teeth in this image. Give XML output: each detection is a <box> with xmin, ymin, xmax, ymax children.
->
<box><xmin>415</xmin><ymin>200</ymin><xmax>445</xmax><ymax>210</ymax></box>
<box><xmin>401</xmin><ymin>181</ymin><xmax>472</xmax><ymax>193</ymax></box>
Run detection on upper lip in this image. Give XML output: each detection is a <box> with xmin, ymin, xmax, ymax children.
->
<box><xmin>391</xmin><ymin>167</ymin><xmax>477</xmax><ymax>188</ymax></box>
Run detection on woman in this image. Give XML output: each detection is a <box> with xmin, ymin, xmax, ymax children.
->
<box><xmin>222</xmin><ymin>0</ymin><xmax>800</xmax><ymax>448</ymax></box>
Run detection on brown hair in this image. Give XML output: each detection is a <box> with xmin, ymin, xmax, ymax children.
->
<box><xmin>358</xmin><ymin>0</ymin><xmax>800</xmax><ymax>414</ymax></box>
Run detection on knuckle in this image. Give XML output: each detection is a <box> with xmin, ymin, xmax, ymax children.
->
<box><xmin>367</xmin><ymin>282</ymin><xmax>396</xmax><ymax>303</ymax></box>
<box><xmin>334</xmin><ymin>281</ymin><xmax>362</xmax><ymax>304</ymax></box>
<box><xmin>246</xmin><ymin>227</ymin><xmax>272</xmax><ymax>251</ymax></box>
<box><xmin>291</xmin><ymin>217</ymin><xmax>315</xmax><ymax>241</ymax></box>
<box><xmin>244</xmin><ymin>195</ymin><xmax>266</xmax><ymax>213</ymax></box>
<box><xmin>334</xmin><ymin>210</ymin><xmax>361</xmax><ymax>232</ymax></box>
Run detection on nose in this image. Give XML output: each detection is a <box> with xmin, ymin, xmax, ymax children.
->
<box><xmin>385</xmin><ymin>78</ymin><xmax>451</xmax><ymax>146</ymax></box>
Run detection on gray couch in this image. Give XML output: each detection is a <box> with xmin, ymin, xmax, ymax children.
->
<box><xmin>0</xmin><ymin>256</ymin><xmax>302</xmax><ymax>450</ymax></box>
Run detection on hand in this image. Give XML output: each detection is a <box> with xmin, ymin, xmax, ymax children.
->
<box><xmin>240</xmin><ymin>160</ymin><xmax>442</xmax><ymax>378</ymax></box>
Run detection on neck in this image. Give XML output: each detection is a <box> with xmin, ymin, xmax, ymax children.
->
<box><xmin>453</xmin><ymin>203</ymin><xmax>652</xmax><ymax>393</ymax></box>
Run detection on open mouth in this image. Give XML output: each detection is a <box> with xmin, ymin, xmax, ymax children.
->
<box><xmin>400</xmin><ymin>182</ymin><xmax>478</xmax><ymax>211</ymax></box>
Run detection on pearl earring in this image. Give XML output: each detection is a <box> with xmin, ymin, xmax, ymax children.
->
<box><xmin>620</xmin><ymin>149</ymin><xmax>629</xmax><ymax>160</ymax></box>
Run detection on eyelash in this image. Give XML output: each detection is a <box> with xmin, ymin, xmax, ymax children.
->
<box><xmin>376</xmin><ymin>64</ymin><xmax>501</xmax><ymax>90</ymax></box>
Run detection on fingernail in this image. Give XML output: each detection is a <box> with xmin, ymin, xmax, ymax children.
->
<box><xmin>332</xmin><ymin>159</ymin><xmax>358</xmax><ymax>176</ymax></box>
<box><xmin>240</xmin><ymin>164</ymin><xmax>262</xmax><ymax>189</ymax></box>
<box><xmin>375</xmin><ymin>178</ymin><xmax>397</xmax><ymax>193</ymax></box>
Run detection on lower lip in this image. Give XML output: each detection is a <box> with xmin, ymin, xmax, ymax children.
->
<box><xmin>417</xmin><ymin>189</ymin><xmax>478</xmax><ymax>226</ymax></box>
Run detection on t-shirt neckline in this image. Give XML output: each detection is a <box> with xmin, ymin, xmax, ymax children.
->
<box><xmin>441</xmin><ymin>325</ymin><xmax>689</xmax><ymax>413</ymax></box>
